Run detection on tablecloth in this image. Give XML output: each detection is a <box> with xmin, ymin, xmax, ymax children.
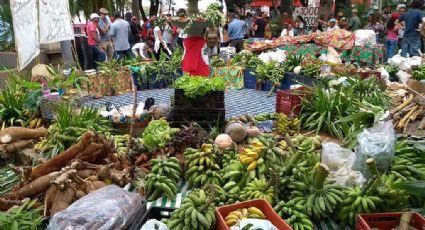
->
<box><xmin>211</xmin><ymin>66</ymin><xmax>244</xmax><ymax>90</ymax></box>
<box><xmin>278</xmin><ymin>44</ymin><xmax>385</xmax><ymax>66</ymax></box>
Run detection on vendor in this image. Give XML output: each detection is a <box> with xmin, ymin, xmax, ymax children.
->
<box><xmin>339</xmin><ymin>18</ymin><xmax>349</xmax><ymax>30</ymax></box>
<box><xmin>280</xmin><ymin>23</ymin><xmax>295</xmax><ymax>37</ymax></box>
<box><xmin>326</xmin><ymin>19</ymin><xmax>339</xmax><ymax>32</ymax></box>
<box><xmin>131</xmin><ymin>39</ymin><xmax>154</xmax><ymax>60</ymax></box>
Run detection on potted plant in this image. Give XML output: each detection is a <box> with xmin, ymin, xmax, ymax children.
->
<box><xmin>46</xmin><ymin>65</ymin><xmax>87</xmax><ymax>97</ymax></box>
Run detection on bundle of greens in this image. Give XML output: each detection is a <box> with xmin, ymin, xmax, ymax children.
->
<box><xmin>411</xmin><ymin>65</ymin><xmax>425</xmax><ymax>81</ymax></box>
<box><xmin>210</xmin><ymin>56</ymin><xmax>226</xmax><ymax>68</ymax></box>
<box><xmin>254</xmin><ymin>61</ymin><xmax>285</xmax><ymax>95</ymax></box>
<box><xmin>142</xmin><ymin>119</ymin><xmax>180</xmax><ymax>152</ymax></box>
<box><xmin>204</xmin><ymin>3</ymin><xmax>224</xmax><ymax>27</ymax></box>
<box><xmin>232</xmin><ymin>52</ymin><xmax>264</xmax><ymax>69</ymax></box>
<box><xmin>282</xmin><ymin>54</ymin><xmax>304</xmax><ymax>72</ymax></box>
<box><xmin>174</xmin><ymin>75</ymin><xmax>225</xmax><ymax>98</ymax></box>
<box><xmin>300</xmin><ymin>77</ymin><xmax>390</xmax><ymax>146</ymax></box>
<box><xmin>0</xmin><ymin>200</ymin><xmax>44</xmax><ymax>230</ymax></box>
<box><xmin>171</xmin><ymin>122</ymin><xmax>210</xmax><ymax>149</ymax></box>
<box><xmin>36</xmin><ymin>103</ymin><xmax>112</xmax><ymax>160</ymax></box>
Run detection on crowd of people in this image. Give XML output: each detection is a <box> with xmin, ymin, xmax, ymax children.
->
<box><xmin>85</xmin><ymin>1</ymin><xmax>425</xmax><ymax>69</ymax></box>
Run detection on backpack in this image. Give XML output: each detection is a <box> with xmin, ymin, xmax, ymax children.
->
<box><xmin>206</xmin><ymin>27</ymin><xmax>219</xmax><ymax>47</ymax></box>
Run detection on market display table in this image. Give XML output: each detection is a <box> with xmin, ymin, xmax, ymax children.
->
<box><xmin>278</xmin><ymin>44</ymin><xmax>385</xmax><ymax>66</ymax></box>
<box><xmin>211</xmin><ymin>66</ymin><xmax>244</xmax><ymax>90</ymax></box>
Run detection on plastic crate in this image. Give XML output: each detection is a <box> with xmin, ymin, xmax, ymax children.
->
<box><xmin>262</xmin><ymin>80</ymin><xmax>273</xmax><ymax>91</ymax></box>
<box><xmin>276</xmin><ymin>89</ymin><xmax>305</xmax><ymax>116</ymax></box>
<box><xmin>357</xmin><ymin>212</ymin><xmax>425</xmax><ymax>230</ymax></box>
<box><xmin>216</xmin><ymin>199</ymin><xmax>292</xmax><ymax>230</ymax></box>
<box><xmin>173</xmin><ymin>89</ymin><xmax>225</xmax><ymax>109</ymax></box>
<box><xmin>244</xmin><ymin>68</ymin><xmax>257</xmax><ymax>89</ymax></box>
<box><xmin>169</xmin><ymin>107</ymin><xmax>225</xmax><ymax>129</ymax></box>
<box><xmin>129</xmin><ymin>206</ymin><xmax>176</xmax><ymax>230</ymax></box>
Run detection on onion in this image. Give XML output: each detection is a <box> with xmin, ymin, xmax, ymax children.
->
<box><xmin>215</xmin><ymin>134</ymin><xmax>233</xmax><ymax>149</ymax></box>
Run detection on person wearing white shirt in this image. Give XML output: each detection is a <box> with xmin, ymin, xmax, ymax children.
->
<box><xmin>326</xmin><ymin>19</ymin><xmax>340</xmax><ymax>32</ymax></box>
<box><xmin>281</xmin><ymin>24</ymin><xmax>295</xmax><ymax>37</ymax></box>
<box><xmin>131</xmin><ymin>40</ymin><xmax>154</xmax><ymax>60</ymax></box>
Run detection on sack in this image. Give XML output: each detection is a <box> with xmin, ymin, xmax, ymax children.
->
<box><xmin>47</xmin><ymin>185</ymin><xmax>143</xmax><ymax>230</ymax></box>
<box><xmin>354</xmin><ymin>30</ymin><xmax>377</xmax><ymax>46</ymax></box>
<box><xmin>354</xmin><ymin>121</ymin><xmax>396</xmax><ymax>179</ymax></box>
<box><xmin>206</xmin><ymin>27</ymin><xmax>219</xmax><ymax>46</ymax></box>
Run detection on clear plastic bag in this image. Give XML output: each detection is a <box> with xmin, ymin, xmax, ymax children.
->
<box><xmin>230</xmin><ymin>219</ymin><xmax>278</xmax><ymax>230</ymax></box>
<box><xmin>354</xmin><ymin>121</ymin><xmax>396</xmax><ymax>179</ymax></box>
<box><xmin>47</xmin><ymin>185</ymin><xmax>143</xmax><ymax>230</ymax></box>
<box><xmin>321</xmin><ymin>142</ymin><xmax>366</xmax><ymax>187</ymax></box>
<box><xmin>141</xmin><ymin>220</ymin><xmax>169</xmax><ymax>230</ymax></box>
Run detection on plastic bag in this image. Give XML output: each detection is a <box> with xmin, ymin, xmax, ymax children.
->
<box><xmin>396</xmin><ymin>70</ymin><xmax>411</xmax><ymax>83</ymax></box>
<box><xmin>354</xmin><ymin>121</ymin><xmax>396</xmax><ymax>179</ymax></box>
<box><xmin>377</xmin><ymin>66</ymin><xmax>390</xmax><ymax>83</ymax></box>
<box><xmin>230</xmin><ymin>219</ymin><xmax>278</xmax><ymax>230</ymax></box>
<box><xmin>47</xmin><ymin>185</ymin><xmax>143</xmax><ymax>230</ymax></box>
<box><xmin>325</xmin><ymin>47</ymin><xmax>342</xmax><ymax>64</ymax></box>
<box><xmin>354</xmin><ymin>30</ymin><xmax>377</xmax><ymax>46</ymax></box>
<box><xmin>321</xmin><ymin>142</ymin><xmax>366</xmax><ymax>187</ymax></box>
<box><xmin>141</xmin><ymin>220</ymin><xmax>169</xmax><ymax>230</ymax></box>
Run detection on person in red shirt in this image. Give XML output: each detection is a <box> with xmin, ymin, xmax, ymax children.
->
<box><xmin>87</xmin><ymin>13</ymin><xmax>105</xmax><ymax>70</ymax></box>
<box><xmin>281</xmin><ymin>12</ymin><xmax>294</xmax><ymax>27</ymax></box>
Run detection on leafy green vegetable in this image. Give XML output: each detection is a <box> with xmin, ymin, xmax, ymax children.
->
<box><xmin>210</xmin><ymin>56</ymin><xmax>226</xmax><ymax>68</ymax></box>
<box><xmin>411</xmin><ymin>65</ymin><xmax>425</xmax><ymax>81</ymax></box>
<box><xmin>232</xmin><ymin>51</ymin><xmax>263</xmax><ymax>69</ymax></box>
<box><xmin>0</xmin><ymin>168</ymin><xmax>20</xmax><ymax>196</ymax></box>
<box><xmin>142</xmin><ymin>119</ymin><xmax>179</xmax><ymax>152</ymax></box>
<box><xmin>174</xmin><ymin>75</ymin><xmax>225</xmax><ymax>98</ymax></box>
<box><xmin>0</xmin><ymin>200</ymin><xmax>44</xmax><ymax>230</ymax></box>
<box><xmin>205</xmin><ymin>3</ymin><xmax>224</xmax><ymax>27</ymax></box>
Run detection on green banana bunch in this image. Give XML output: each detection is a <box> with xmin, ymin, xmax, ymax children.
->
<box><xmin>221</xmin><ymin>150</ymin><xmax>238</xmax><ymax>169</ymax></box>
<box><xmin>291</xmin><ymin>134</ymin><xmax>321</xmax><ymax>152</ymax></box>
<box><xmin>230</xmin><ymin>114</ymin><xmax>257</xmax><ymax>124</ymax></box>
<box><xmin>222</xmin><ymin>160</ymin><xmax>249</xmax><ymax>194</ymax></box>
<box><xmin>253</xmin><ymin>113</ymin><xmax>279</xmax><ymax>121</ymax></box>
<box><xmin>145</xmin><ymin>157</ymin><xmax>181</xmax><ymax>201</ymax></box>
<box><xmin>209</xmin><ymin>184</ymin><xmax>242</xmax><ymax>206</ymax></box>
<box><xmin>302</xmin><ymin>63</ymin><xmax>321</xmax><ymax>77</ymax></box>
<box><xmin>150</xmin><ymin>157</ymin><xmax>182</xmax><ymax>183</ymax></box>
<box><xmin>390</xmin><ymin>140</ymin><xmax>425</xmax><ymax>181</ymax></box>
<box><xmin>274</xmin><ymin>201</ymin><xmax>314</xmax><ymax>230</ymax></box>
<box><xmin>288</xmin><ymin>163</ymin><xmax>344</xmax><ymax>219</ymax></box>
<box><xmin>166</xmin><ymin>189</ymin><xmax>215</xmax><ymax>230</ymax></box>
<box><xmin>145</xmin><ymin>174</ymin><xmax>178</xmax><ymax>201</ymax></box>
<box><xmin>185</xmin><ymin>144</ymin><xmax>221</xmax><ymax>188</ymax></box>
<box><xmin>241</xmin><ymin>178</ymin><xmax>274</xmax><ymax>204</ymax></box>
<box><xmin>338</xmin><ymin>185</ymin><xmax>382</xmax><ymax>225</ymax></box>
<box><xmin>377</xmin><ymin>173</ymin><xmax>409</xmax><ymax>211</ymax></box>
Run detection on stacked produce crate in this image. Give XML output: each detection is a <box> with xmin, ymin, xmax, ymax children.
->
<box><xmin>169</xmin><ymin>89</ymin><xmax>225</xmax><ymax>129</ymax></box>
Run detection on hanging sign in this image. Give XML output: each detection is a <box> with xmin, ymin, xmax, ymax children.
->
<box><xmin>293</xmin><ymin>7</ymin><xmax>319</xmax><ymax>26</ymax></box>
<box><xmin>10</xmin><ymin>0</ymin><xmax>40</xmax><ymax>70</ymax></box>
<box><xmin>39</xmin><ymin>0</ymin><xmax>74</xmax><ymax>44</ymax></box>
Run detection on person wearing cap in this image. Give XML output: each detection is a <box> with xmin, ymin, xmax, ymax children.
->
<box><xmin>98</xmin><ymin>8</ymin><xmax>113</xmax><ymax>61</ymax></box>
<box><xmin>326</xmin><ymin>19</ymin><xmax>339</xmax><ymax>32</ymax></box>
<box><xmin>349</xmin><ymin>9</ymin><xmax>361</xmax><ymax>31</ymax></box>
<box><xmin>110</xmin><ymin>11</ymin><xmax>133</xmax><ymax>60</ymax></box>
<box><xmin>339</xmin><ymin>17</ymin><xmax>348</xmax><ymax>30</ymax></box>
<box><xmin>87</xmin><ymin>13</ymin><xmax>105</xmax><ymax>70</ymax></box>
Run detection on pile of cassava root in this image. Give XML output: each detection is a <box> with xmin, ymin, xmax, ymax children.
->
<box><xmin>387</xmin><ymin>84</ymin><xmax>425</xmax><ymax>132</ymax></box>
<box><xmin>0</xmin><ymin>131</ymin><xmax>131</xmax><ymax>216</ymax></box>
<box><xmin>0</xmin><ymin>127</ymin><xmax>47</xmax><ymax>161</ymax></box>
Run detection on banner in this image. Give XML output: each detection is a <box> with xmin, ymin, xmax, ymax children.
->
<box><xmin>293</xmin><ymin>7</ymin><xmax>319</xmax><ymax>27</ymax></box>
<box><xmin>39</xmin><ymin>0</ymin><xmax>74</xmax><ymax>44</ymax></box>
<box><xmin>10</xmin><ymin>0</ymin><xmax>40</xmax><ymax>70</ymax></box>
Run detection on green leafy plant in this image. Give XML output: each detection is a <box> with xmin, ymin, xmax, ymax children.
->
<box><xmin>0</xmin><ymin>168</ymin><xmax>20</xmax><ymax>196</ymax></box>
<box><xmin>142</xmin><ymin>119</ymin><xmax>179</xmax><ymax>152</ymax></box>
<box><xmin>39</xmin><ymin>103</ymin><xmax>111</xmax><ymax>160</ymax></box>
<box><xmin>282</xmin><ymin>55</ymin><xmax>304</xmax><ymax>72</ymax></box>
<box><xmin>411</xmin><ymin>65</ymin><xmax>425</xmax><ymax>81</ymax></box>
<box><xmin>0</xmin><ymin>199</ymin><xmax>44</xmax><ymax>230</ymax></box>
<box><xmin>0</xmin><ymin>86</ymin><xmax>27</xmax><ymax>127</ymax></box>
<box><xmin>174</xmin><ymin>75</ymin><xmax>225</xmax><ymax>98</ymax></box>
<box><xmin>232</xmin><ymin>52</ymin><xmax>263</xmax><ymax>69</ymax></box>
<box><xmin>205</xmin><ymin>3</ymin><xmax>224</xmax><ymax>27</ymax></box>
<box><xmin>210</xmin><ymin>56</ymin><xmax>226</xmax><ymax>68</ymax></box>
<box><xmin>0</xmin><ymin>2</ymin><xmax>14</xmax><ymax>52</ymax></box>
<box><xmin>46</xmin><ymin>66</ymin><xmax>87</xmax><ymax>91</ymax></box>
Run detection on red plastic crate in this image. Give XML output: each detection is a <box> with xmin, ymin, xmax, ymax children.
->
<box><xmin>215</xmin><ymin>199</ymin><xmax>292</xmax><ymax>230</ymax></box>
<box><xmin>357</xmin><ymin>212</ymin><xmax>425</xmax><ymax>230</ymax></box>
<box><xmin>276</xmin><ymin>89</ymin><xmax>305</xmax><ymax>116</ymax></box>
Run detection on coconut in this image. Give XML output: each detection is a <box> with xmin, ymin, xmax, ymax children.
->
<box><xmin>224</xmin><ymin>121</ymin><xmax>247</xmax><ymax>143</ymax></box>
<box><xmin>215</xmin><ymin>134</ymin><xmax>233</xmax><ymax>150</ymax></box>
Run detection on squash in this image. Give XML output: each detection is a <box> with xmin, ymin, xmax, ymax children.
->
<box><xmin>215</xmin><ymin>134</ymin><xmax>233</xmax><ymax>150</ymax></box>
<box><xmin>225</xmin><ymin>122</ymin><xmax>247</xmax><ymax>143</ymax></box>
<box><xmin>246</xmin><ymin>126</ymin><xmax>260</xmax><ymax>137</ymax></box>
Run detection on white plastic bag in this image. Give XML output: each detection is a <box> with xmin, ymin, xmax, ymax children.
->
<box><xmin>396</xmin><ymin>70</ymin><xmax>411</xmax><ymax>83</ymax></box>
<box><xmin>141</xmin><ymin>220</ymin><xmax>169</xmax><ymax>230</ymax></box>
<box><xmin>377</xmin><ymin>66</ymin><xmax>390</xmax><ymax>83</ymax></box>
<box><xmin>47</xmin><ymin>185</ymin><xmax>143</xmax><ymax>230</ymax></box>
<box><xmin>321</xmin><ymin>142</ymin><xmax>366</xmax><ymax>187</ymax></box>
<box><xmin>354</xmin><ymin>121</ymin><xmax>396</xmax><ymax>179</ymax></box>
<box><xmin>325</xmin><ymin>47</ymin><xmax>342</xmax><ymax>64</ymax></box>
<box><xmin>354</xmin><ymin>30</ymin><xmax>377</xmax><ymax>46</ymax></box>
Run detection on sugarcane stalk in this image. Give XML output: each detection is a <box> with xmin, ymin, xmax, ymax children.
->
<box><xmin>392</xmin><ymin>94</ymin><xmax>414</xmax><ymax>114</ymax></box>
<box><xmin>313</xmin><ymin>163</ymin><xmax>329</xmax><ymax>190</ymax></box>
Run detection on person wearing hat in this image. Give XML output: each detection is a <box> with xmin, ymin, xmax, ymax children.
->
<box><xmin>87</xmin><ymin>13</ymin><xmax>105</xmax><ymax>70</ymax></box>
<box><xmin>326</xmin><ymin>18</ymin><xmax>339</xmax><ymax>32</ymax></box>
<box><xmin>98</xmin><ymin>8</ymin><xmax>113</xmax><ymax>61</ymax></box>
<box><xmin>348</xmin><ymin>9</ymin><xmax>361</xmax><ymax>31</ymax></box>
<box><xmin>110</xmin><ymin>11</ymin><xmax>133</xmax><ymax>60</ymax></box>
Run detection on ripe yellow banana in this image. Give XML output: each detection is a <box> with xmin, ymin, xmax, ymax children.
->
<box><xmin>247</xmin><ymin>207</ymin><xmax>265</xmax><ymax>218</ymax></box>
<box><xmin>247</xmin><ymin>161</ymin><xmax>257</xmax><ymax>171</ymax></box>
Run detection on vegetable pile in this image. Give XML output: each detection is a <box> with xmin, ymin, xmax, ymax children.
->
<box><xmin>174</xmin><ymin>75</ymin><xmax>225</xmax><ymax>98</ymax></box>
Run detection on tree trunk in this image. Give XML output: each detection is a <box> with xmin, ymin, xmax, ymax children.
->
<box><xmin>280</xmin><ymin>0</ymin><xmax>292</xmax><ymax>15</ymax></box>
<box><xmin>138</xmin><ymin>0</ymin><xmax>148</xmax><ymax>21</ymax></box>
<box><xmin>149</xmin><ymin>0</ymin><xmax>160</xmax><ymax>17</ymax></box>
<box><xmin>132</xmin><ymin>0</ymin><xmax>141</xmax><ymax>19</ymax></box>
<box><xmin>187</xmin><ymin>0</ymin><xmax>199</xmax><ymax>16</ymax></box>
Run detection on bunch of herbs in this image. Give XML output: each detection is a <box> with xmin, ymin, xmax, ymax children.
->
<box><xmin>174</xmin><ymin>75</ymin><xmax>225</xmax><ymax>98</ymax></box>
<box><xmin>142</xmin><ymin>118</ymin><xmax>179</xmax><ymax>152</ymax></box>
